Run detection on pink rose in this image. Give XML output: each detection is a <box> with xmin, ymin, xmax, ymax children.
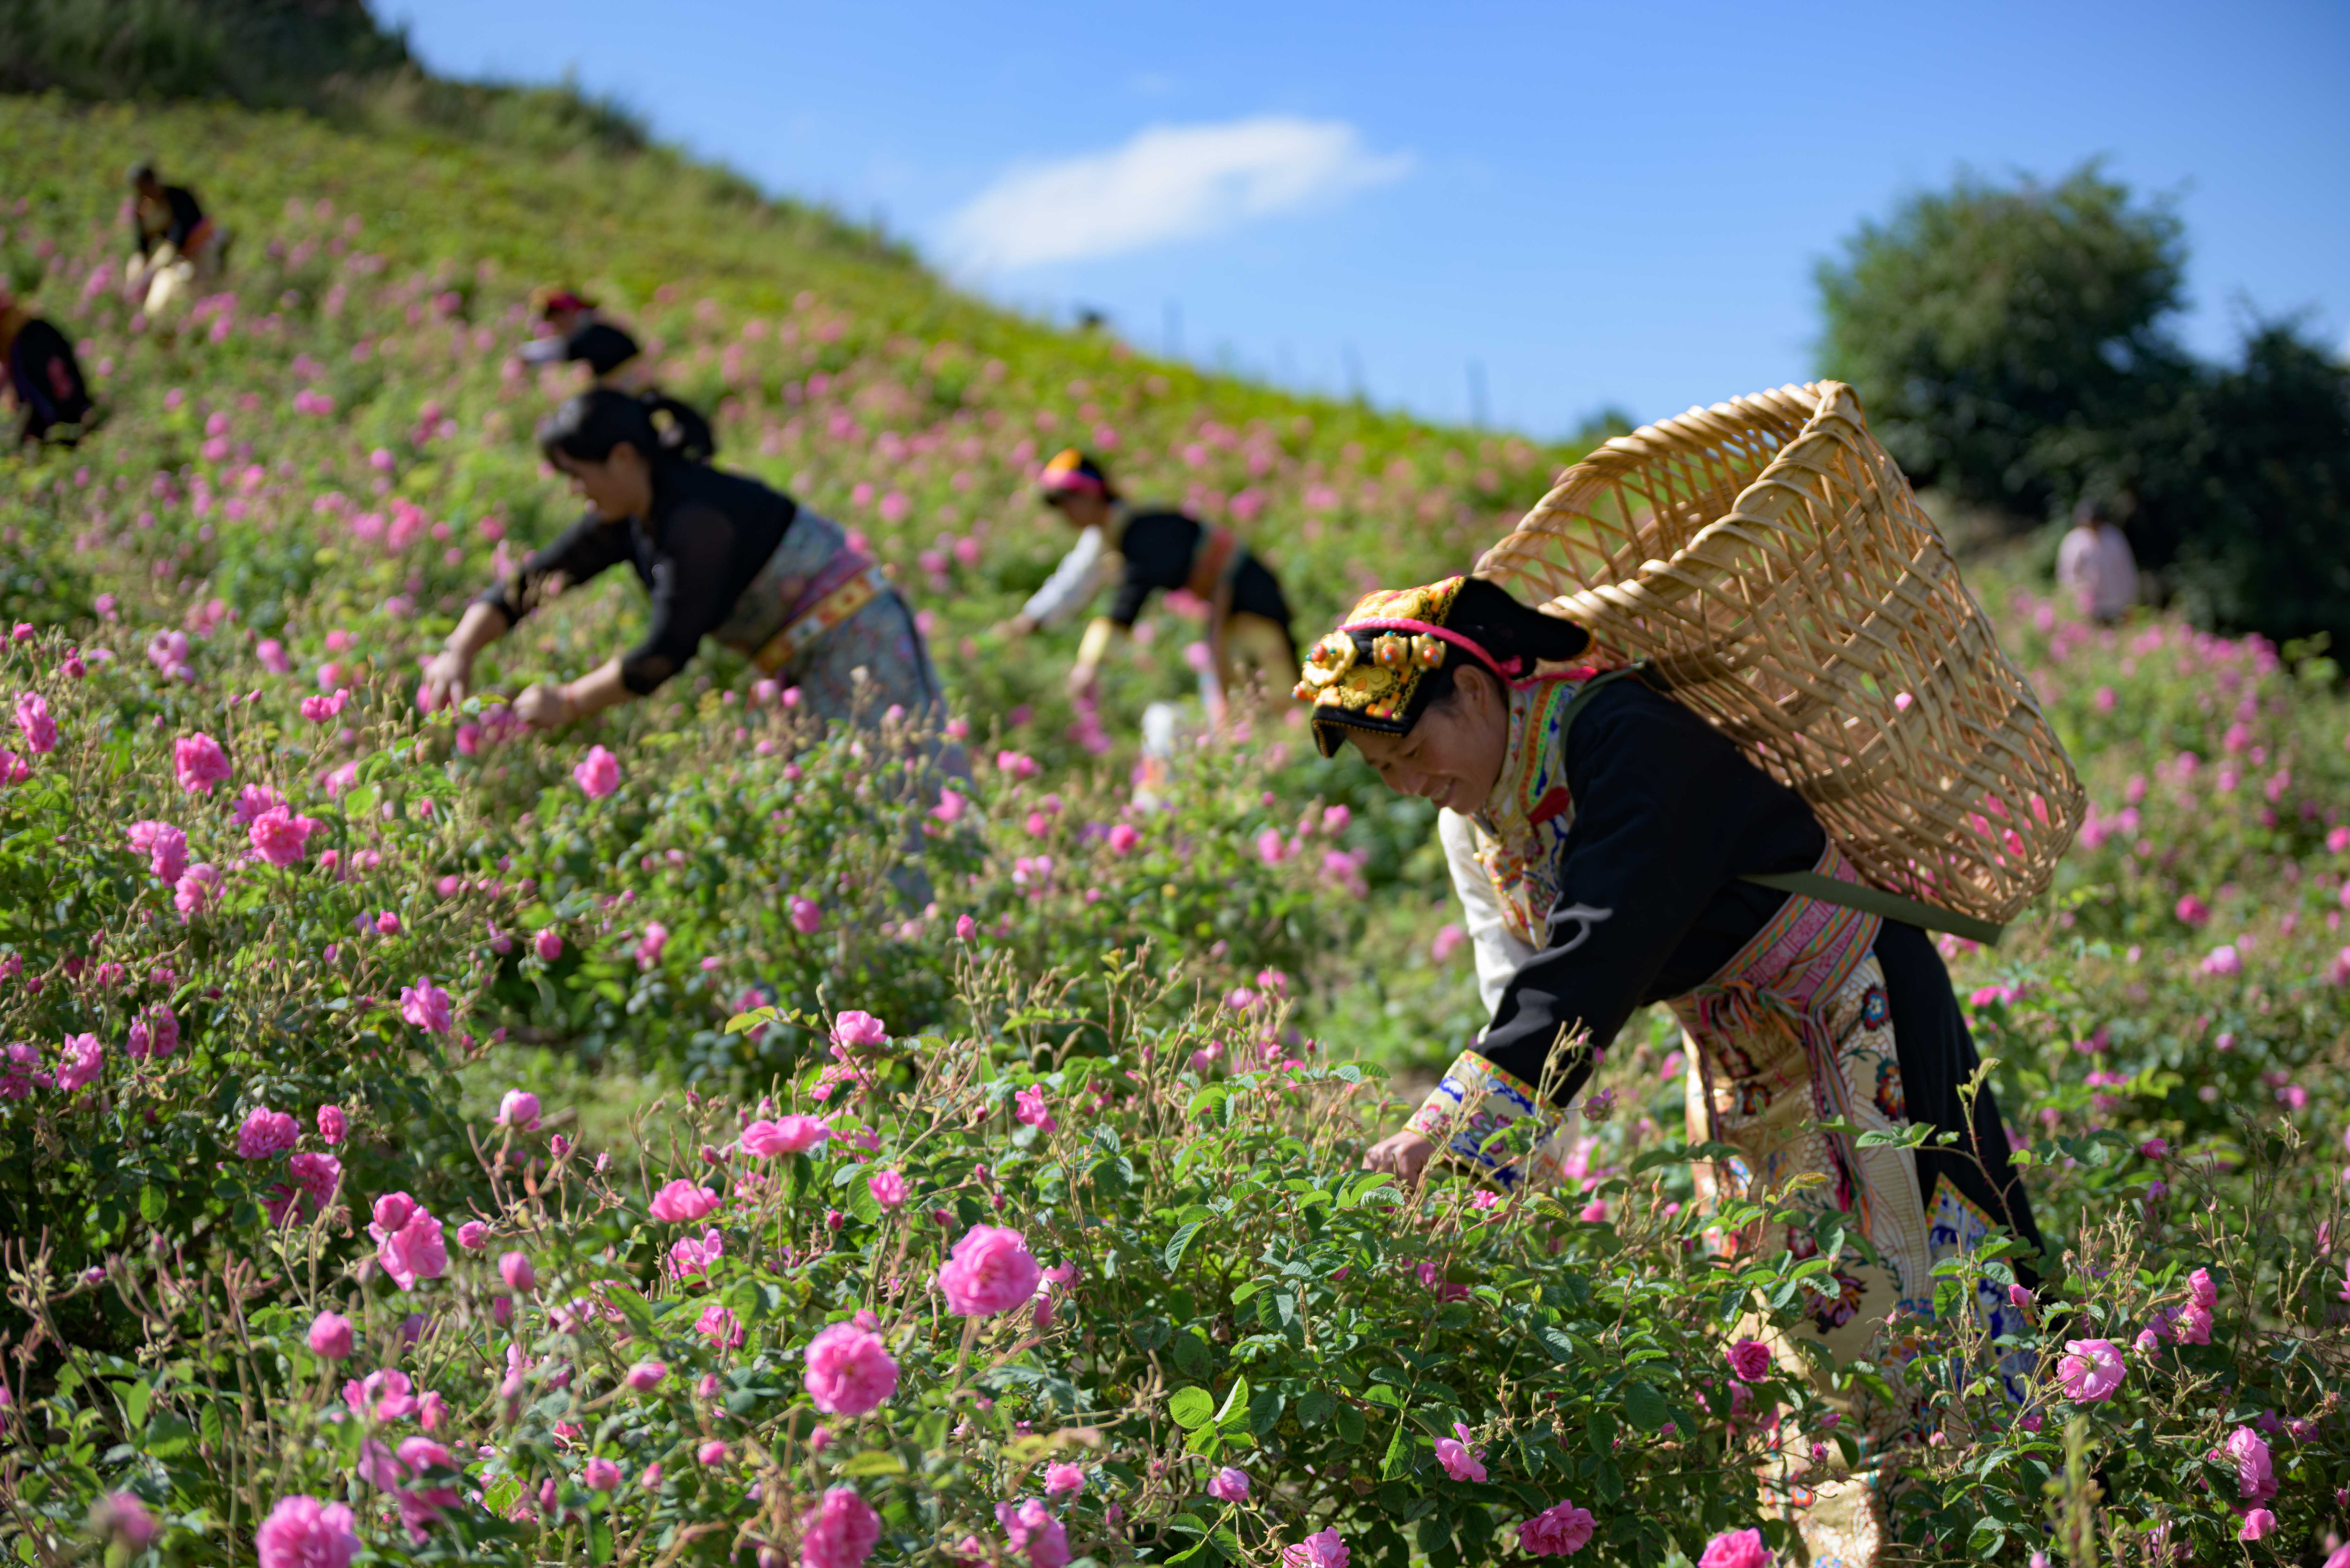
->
<box><xmin>1013</xmin><ymin>1084</ymin><xmax>1057</xmax><ymax>1132</ymax></box>
<box><xmin>1519</xmin><ymin>1499</ymin><xmax>1597</xmax><ymax>1557</ymax></box>
<box><xmin>238</xmin><ymin>1106</ymin><xmax>299</xmax><ymax>1160</ymax></box>
<box><xmin>369</xmin><ymin>1192</ymin><xmax>447</xmax><ymax>1292</ymax></box>
<box><xmin>1435</xmin><ymin>1421</ymin><xmax>1487</xmax><ymax>1481</ymax></box>
<box><xmin>743</xmin><ymin>1115</ymin><xmax>831</xmax><ymax>1157</ymax></box>
<box><xmin>2189</xmin><ymin>1267</ymin><xmax>2218</xmax><ymax>1310</ymax></box>
<box><xmin>1044</xmin><ymin>1462</ymin><xmax>1086</xmax><ymax>1496</ymax></box>
<box><xmin>572</xmin><ymin>745</ymin><xmax>621</xmax><ymax>798</ymax></box>
<box><xmin>1726</xmin><ymin>1337</ymin><xmax>1773</xmax><ymax>1383</ymax></box>
<box><xmin>499</xmin><ymin>1252</ymin><xmax>536</xmax><ymax>1292</ymax></box>
<box><xmin>1107</xmin><ymin>823</ymin><xmax>1140</xmax><ymax>855</ymax></box>
<box><xmin>2227</xmin><ymin>1425</ymin><xmax>2278</xmax><ymax>1502</ymax></box>
<box><xmin>995</xmin><ymin>750</ymin><xmax>1038</xmax><ymax>780</ymax></box>
<box><xmin>533</xmin><ymin>928</ymin><xmax>562</xmax><ymax>961</ymax></box>
<box><xmin>582</xmin><ymin>1457</ymin><xmax>623</xmax><ymax>1492</ymax></box>
<box><xmin>869</xmin><ymin>1169</ymin><xmax>906</xmax><ymax>1209</ymax></box>
<box><xmin>803</xmin><ymin>1320</ymin><xmax>899</xmax><ymax>1415</ymax></box>
<box><xmin>939</xmin><ymin>1224</ymin><xmax>1041</xmax><ymax>1317</ymax></box>
<box><xmin>308</xmin><ymin>1310</ymin><xmax>355</xmax><ymax>1361</ymax></box>
<box><xmin>12</xmin><ymin>692</ymin><xmax>56</xmax><ymax>754</ymax></box>
<box><xmin>832</xmin><ymin>1010</ymin><xmax>888</xmax><ymax>1048</ymax></box>
<box><xmin>247</xmin><ymin>805</ymin><xmax>321</xmax><ymax>866</ymax></box>
<box><xmin>127</xmin><ymin>820</ymin><xmax>188</xmax><ymax>883</ymax></box>
<box><xmin>89</xmin><ymin>1493</ymin><xmax>155</xmax><ymax>1551</ymax></box>
<box><xmin>343</xmin><ymin>1367</ymin><xmax>418</xmax><ymax>1421</ymax></box>
<box><xmin>624</xmin><ymin>1360</ymin><xmax>667</xmax><ymax>1391</ymax></box>
<box><xmin>1207</xmin><ymin>1467</ymin><xmax>1250</xmax><ymax>1502</ymax></box>
<box><xmin>1697</xmin><ymin>1527</ymin><xmax>1771</xmax><ymax>1568</ymax></box>
<box><xmin>455</xmin><ymin>1220</ymin><xmax>489</xmax><ymax>1251</ymax></box>
<box><xmin>57</xmin><ymin>1032</ymin><xmax>105</xmax><ymax>1092</ymax></box>
<box><xmin>2058</xmin><ymin>1338</ymin><xmax>2126</xmax><ymax>1403</ymax></box>
<box><xmin>173</xmin><ymin>733</ymin><xmax>232</xmax><ymax>794</ymax></box>
<box><xmin>254</xmin><ymin>1496</ymin><xmax>360</xmax><ymax>1568</ymax></box>
<box><xmin>174</xmin><ymin>863</ymin><xmax>222</xmax><ymax>918</ymax></box>
<box><xmin>650</xmin><ymin>1179</ymin><xmax>720</xmax><ymax>1223</ymax></box>
<box><xmin>317</xmin><ymin>1104</ymin><xmax>347</xmax><ymax>1144</ymax></box>
<box><xmin>1281</xmin><ymin>1527</ymin><xmax>1348</xmax><ymax>1568</ymax></box>
<box><xmin>2239</xmin><ymin>1507</ymin><xmax>2278</xmax><ymax>1541</ymax></box>
<box><xmin>997</xmin><ymin>1498</ymin><xmax>1070</xmax><ymax>1568</ymax></box>
<box><xmin>955</xmin><ymin>914</ymin><xmax>977</xmax><ymax>941</ymax></box>
<box><xmin>496</xmin><ymin>1089</ymin><xmax>541</xmax><ymax>1130</ymax></box>
<box><xmin>800</xmin><ymin>1485</ymin><xmax>881</xmax><ymax>1568</ymax></box>
<box><xmin>696</xmin><ymin>1439</ymin><xmax>728</xmax><ymax>1466</ymax></box>
<box><xmin>790</xmin><ymin>897</ymin><xmax>824</xmax><ymax>934</ymax></box>
<box><xmin>696</xmin><ymin>1303</ymin><xmax>744</xmax><ymax>1349</ymax></box>
<box><xmin>399</xmin><ymin>981</ymin><xmax>453</xmax><ymax>1035</ymax></box>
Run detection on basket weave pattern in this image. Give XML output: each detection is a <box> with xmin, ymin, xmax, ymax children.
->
<box><xmin>1476</xmin><ymin>381</ymin><xmax>2082</xmax><ymax>928</ymax></box>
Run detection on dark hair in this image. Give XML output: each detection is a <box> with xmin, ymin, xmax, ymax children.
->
<box><xmin>2073</xmin><ymin>496</ymin><xmax>2113</xmax><ymax>527</ymax></box>
<box><xmin>538</xmin><ymin>388</ymin><xmax>659</xmax><ymax>465</ymax></box>
<box><xmin>1414</xmin><ymin>577</ymin><xmax>1590</xmax><ymax>713</ymax></box>
<box><xmin>128</xmin><ymin>162</ymin><xmax>158</xmax><ymax>187</ymax></box>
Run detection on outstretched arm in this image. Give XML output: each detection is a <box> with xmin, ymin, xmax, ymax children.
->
<box><xmin>516</xmin><ymin>657</ymin><xmax>631</xmax><ymax>730</ymax></box>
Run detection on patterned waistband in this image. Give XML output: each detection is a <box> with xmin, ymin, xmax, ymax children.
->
<box><xmin>1184</xmin><ymin>525</ymin><xmax>1243</xmax><ymax>600</ymax></box>
<box><xmin>1679</xmin><ymin>842</ymin><xmax>1882</xmax><ymax>1042</ymax></box>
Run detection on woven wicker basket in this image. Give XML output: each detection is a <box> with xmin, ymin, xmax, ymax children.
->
<box><xmin>1475</xmin><ymin>381</ymin><xmax>2082</xmax><ymax>930</ymax></box>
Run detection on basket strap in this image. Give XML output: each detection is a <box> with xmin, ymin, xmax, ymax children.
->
<box><xmin>1553</xmin><ymin>664</ymin><xmax>2005</xmax><ymax>946</ymax></box>
<box><xmin>1736</xmin><ymin>871</ymin><xmax>2003</xmax><ymax>947</ymax></box>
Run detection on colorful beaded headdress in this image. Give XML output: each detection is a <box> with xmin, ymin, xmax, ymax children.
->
<box><xmin>1296</xmin><ymin>576</ymin><xmax>1589</xmax><ymax>758</ymax></box>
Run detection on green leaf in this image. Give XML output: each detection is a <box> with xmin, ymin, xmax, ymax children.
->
<box><xmin>138</xmin><ymin>1185</ymin><xmax>168</xmax><ymax>1224</ymax></box>
<box><xmin>1214</xmin><ymin>1376</ymin><xmax>1252</xmax><ymax>1429</ymax></box>
<box><xmin>1620</xmin><ymin>1382</ymin><xmax>1668</xmax><ymax>1432</ymax></box>
<box><xmin>1164</xmin><ymin>1222</ymin><xmax>1204</xmax><ymax>1273</ymax></box>
<box><xmin>838</xmin><ymin>1449</ymin><xmax>907</xmax><ymax>1477</ymax></box>
<box><xmin>1380</xmin><ymin>1421</ymin><xmax>1413</xmax><ymax>1480</ymax></box>
<box><xmin>1298</xmin><ymin>1389</ymin><xmax>1337</xmax><ymax>1426</ymax></box>
<box><xmin>1169</xmin><ymin>1386</ymin><xmax>1216</xmax><ymax>1430</ymax></box>
<box><xmin>843</xmin><ymin>1175</ymin><xmax>883</xmax><ymax>1226</ymax></box>
<box><xmin>1334</xmin><ymin>1403</ymin><xmax>1367</xmax><ymax>1447</ymax></box>
<box><xmin>589</xmin><ymin>1518</ymin><xmax>615</xmax><ymax>1565</ymax></box>
<box><xmin>1171</xmin><ymin>1330</ymin><xmax>1212</xmax><ymax>1380</ymax></box>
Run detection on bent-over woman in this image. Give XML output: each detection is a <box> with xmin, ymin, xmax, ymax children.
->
<box><xmin>1301</xmin><ymin>574</ymin><xmax>2041</xmax><ymax>1567</ymax></box>
<box><xmin>0</xmin><ymin>290</ymin><xmax>95</xmax><ymax>445</ymax></box>
<box><xmin>422</xmin><ymin>389</ymin><xmax>946</xmax><ymax>742</ymax></box>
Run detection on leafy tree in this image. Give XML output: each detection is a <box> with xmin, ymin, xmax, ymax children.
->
<box><xmin>1816</xmin><ymin>163</ymin><xmax>2187</xmax><ymax>517</ymax></box>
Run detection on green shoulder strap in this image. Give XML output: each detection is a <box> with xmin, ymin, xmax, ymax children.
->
<box><xmin>1550</xmin><ymin>664</ymin><xmax>2005</xmax><ymax>947</ymax></box>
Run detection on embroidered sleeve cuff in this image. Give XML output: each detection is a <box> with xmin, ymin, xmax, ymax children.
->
<box><xmin>1406</xmin><ymin>1049</ymin><xmax>1572</xmax><ymax>1191</ymax></box>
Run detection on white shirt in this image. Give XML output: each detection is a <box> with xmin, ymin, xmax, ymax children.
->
<box><xmin>2056</xmin><ymin>524</ymin><xmax>2138</xmax><ymax>620</ymax></box>
<box><xmin>1439</xmin><ymin>808</ymin><xmax>1536</xmax><ymax>1021</ymax></box>
<box><xmin>1020</xmin><ymin>524</ymin><xmax>1116</xmax><ymax>628</ymax></box>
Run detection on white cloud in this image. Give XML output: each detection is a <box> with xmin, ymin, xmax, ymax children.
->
<box><xmin>940</xmin><ymin>116</ymin><xmax>1412</xmax><ymax>272</ymax></box>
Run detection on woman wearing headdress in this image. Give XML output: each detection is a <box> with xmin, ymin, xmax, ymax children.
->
<box><xmin>421</xmin><ymin>388</ymin><xmax>946</xmax><ymax>746</ymax></box>
<box><xmin>1299</xmin><ymin>573</ymin><xmax>2041</xmax><ymax>1566</ymax></box>
<box><xmin>518</xmin><ymin>288</ymin><xmax>714</xmax><ymax>462</ymax></box>
<box><xmin>1006</xmin><ymin>449</ymin><xmax>1297</xmax><ymax>722</ymax></box>
<box><xmin>0</xmin><ymin>286</ymin><xmax>96</xmax><ymax>445</ymax></box>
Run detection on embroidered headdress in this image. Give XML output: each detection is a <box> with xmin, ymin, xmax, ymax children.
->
<box><xmin>1296</xmin><ymin>575</ymin><xmax>1591</xmax><ymax>758</ymax></box>
<box><xmin>1038</xmin><ymin>448</ymin><xmax>1111</xmax><ymax>499</ymax></box>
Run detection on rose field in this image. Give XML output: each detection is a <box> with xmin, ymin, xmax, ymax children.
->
<box><xmin>9</xmin><ymin>92</ymin><xmax>2350</xmax><ymax>1568</ymax></box>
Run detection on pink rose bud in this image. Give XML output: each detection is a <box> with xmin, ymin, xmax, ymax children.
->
<box><xmin>307</xmin><ymin>1310</ymin><xmax>355</xmax><ymax>1361</ymax></box>
<box><xmin>455</xmin><ymin>1220</ymin><xmax>489</xmax><ymax>1251</ymax></box>
<box><xmin>696</xmin><ymin>1440</ymin><xmax>727</xmax><ymax>1466</ymax></box>
<box><xmin>624</xmin><ymin>1360</ymin><xmax>667</xmax><ymax>1391</ymax></box>
<box><xmin>499</xmin><ymin>1252</ymin><xmax>536</xmax><ymax>1292</ymax></box>
<box><xmin>533</xmin><ymin>928</ymin><xmax>562</xmax><ymax>961</ymax></box>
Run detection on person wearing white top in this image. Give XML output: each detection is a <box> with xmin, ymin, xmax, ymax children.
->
<box><xmin>2055</xmin><ymin>499</ymin><xmax>2139</xmax><ymax>623</ymax></box>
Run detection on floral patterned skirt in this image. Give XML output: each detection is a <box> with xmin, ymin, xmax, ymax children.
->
<box><xmin>1672</xmin><ymin>872</ymin><xmax>2029</xmax><ymax>1567</ymax></box>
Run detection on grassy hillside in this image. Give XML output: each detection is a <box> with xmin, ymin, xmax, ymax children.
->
<box><xmin>10</xmin><ymin>82</ymin><xmax>2350</xmax><ymax>1568</ymax></box>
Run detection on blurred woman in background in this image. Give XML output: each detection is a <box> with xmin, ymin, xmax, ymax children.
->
<box><xmin>126</xmin><ymin>163</ymin><xmax>227</xmax><ymax>318</ymax></box>
<box><xmin>422</xmin><ymin>389</ymin><xmax>944</xmax><ymax>745</ymax></box>
<box><xmin>518</xmin><ymin>286</ymin><xmax>714</xmax><ymax>462</ymax></box>
<box><xmin>0</xmin><ymin>285</ymin><xmax>96</xmax><ymax>445</ymax></box>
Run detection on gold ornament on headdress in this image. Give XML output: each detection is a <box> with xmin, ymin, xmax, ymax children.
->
<box><xmin>1300</xmin><ymin>630</ymin><xmax>1358</xmax><ymax>690</ymax></box>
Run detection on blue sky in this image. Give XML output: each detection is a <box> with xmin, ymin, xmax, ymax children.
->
<box><xmin>386</xmin><ymin>0</ymin><xmax>2349</xmax><ymax>437</ymax></box>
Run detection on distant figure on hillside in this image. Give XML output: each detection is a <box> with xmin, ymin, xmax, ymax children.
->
<box><xmin>0</xmin><ymin>288</ymin><xmax>96</xmax><ymax>445</ymax></box>
<box><xmin>126</xmin><ymin>163</ymin><xmax>227</xmax><ymax>318</ymax></box>
<box><xmin>1005</xmin><ymin>449</ymin><xmax>1296</xmax><ymax>760</ymax></box>
<box><xmin>423</xmin><ymin>389</ymin><xmax>950</xmax><ymax>753</ymax></box>
<box><xmin>2056</xmin><ymin>498</ymin><xmax>2139</xmax><ymax>623</ymax></box>
<box><xmin>518</xmin><ymin>287</ymin><xmax>714</xmax><ymax>461</ymax></box>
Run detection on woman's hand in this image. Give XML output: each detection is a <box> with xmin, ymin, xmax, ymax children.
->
<box><xmin>419</xmin><ymin>646</ymin><xmax>474</xmax><ymax>710</ymax></box>
<box><xmin>1363</xmin><ymin>1128</ymin><xmax>1438</xmax><ymax>1185</ymax></box>
<box><xmin>514</xmin><ymin>682</ymin><xmax>577</xmax><ymax>730</ymax></box>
